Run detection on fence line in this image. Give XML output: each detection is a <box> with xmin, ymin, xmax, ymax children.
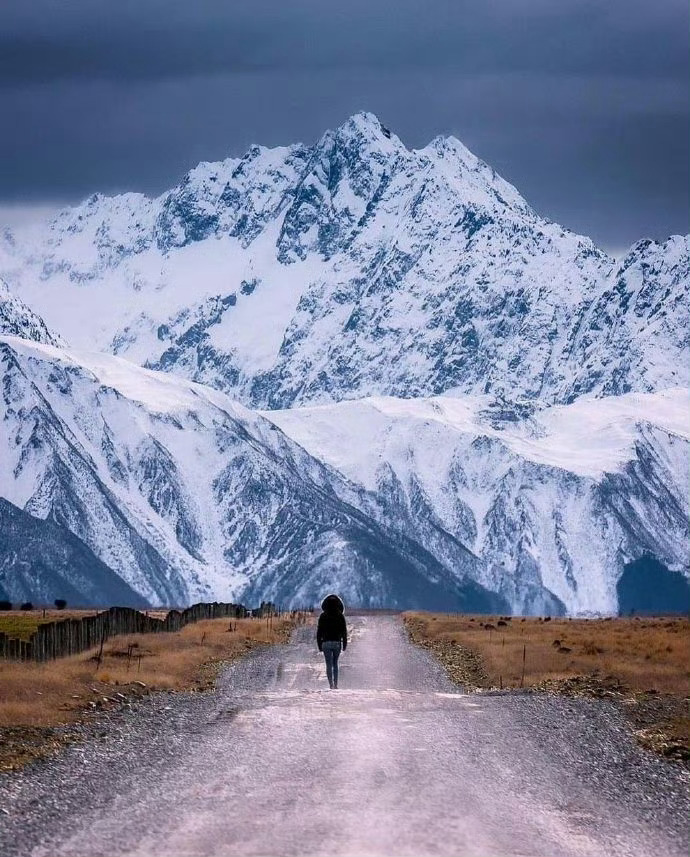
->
<box><xmin>0</xmin><ymin>601</ymin><xmax>256</xmax><ymax>662</ymax></box>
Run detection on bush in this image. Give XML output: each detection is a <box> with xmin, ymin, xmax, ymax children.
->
<box><xmin>20</xmin><ymin>601</ymin><xmax>33</xmax><ymax>611</ymax></box>
<box><xmin>0</xmin><ymin>600</ymin><xmax>12</xmax><ymax>611</ymax></box>
<box><xmin>54</xmin><ymin>599</ymin><xmax>67</xmax><ymax>610</ymax></box>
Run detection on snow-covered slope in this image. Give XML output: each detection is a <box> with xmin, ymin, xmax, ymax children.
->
<box><xmin>0</xmin><ymin>317</ymin><xmax>686</xmax><ymax>613</ymax></box>
<box><xmin>1</xmin><ymin>113</ymin><xmax>687</xmax><ymax>407</ymax></box>
<box><xmin>0</xmin><ymin>277</ymin><xmax>63</xmax><ymax>346</ymax></box>
<box><xmin>0</xmin><ymin>115</ymin><xmax>687</xmax><ymax>613</ymax></box>
<box><xmin>0</xmin><ymin>334</ymin><xmax>505</xmax><ymax>611</ymax></box>
<box><xmin>264</xmin><ymin>392</ymin><xmax>690</xmax><ymax>615</ymax></box>
<box><xmin>0</xmin><ymin>497</ymin><xmax>148</xmax><ymax>607</ymax></box>
<box><xmin>562</xmin><ymin>236</ymin><xmax>690</xmax><ymax>401</ymax></box>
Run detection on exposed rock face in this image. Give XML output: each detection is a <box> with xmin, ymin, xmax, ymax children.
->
<box><xmin>0</xmin><ymin>113</ymin><xmax>687</xmax><ymax>612</ymax></box>
<box><xmin>0</xmin><ymin>277</ymin><xmax>63</xmax><ymax>347</ymax></box>
<box><xmin>0</xmin><ymin>335</ymin><xmax>506</xmax><ymax>611</ymax></box>
<box><xmin>1</xmin><ymin>113</ymin><xmax>686</xmax><ymax>409</ymax></box>
<box><xmin>0</xmin><ymin>498</ymin><xmax>148</xmax><ymax>607</ymax></box>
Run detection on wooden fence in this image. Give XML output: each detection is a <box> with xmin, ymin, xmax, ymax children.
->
<box><xmin>0</xmin><ymin>602</ymin><xmax>253</xmax><ymax>662</ymax></box>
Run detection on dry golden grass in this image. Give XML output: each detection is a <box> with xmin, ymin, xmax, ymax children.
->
<box><xmin>0</xmin><ymin>616</ymin><xmax>295</xmax><ymax>729</ymax></box>
<box><xmin>0</xmin><ymin>609</ymin><xmax>100</xmax><ymax>641</ymax></box>
<box><xmin>405</xmin><ymin>612</ymin><xmax>690</xmax><ymax>763</ymax></box>
<box><xmin>0</xmin><ymin>608</ymin><xmax>175</xmax><ymax>642</ymax></box>
<box><xmin>404</xmin><ymin>612</ymin><xmax>690</xmax><ymax>695</ymax></box>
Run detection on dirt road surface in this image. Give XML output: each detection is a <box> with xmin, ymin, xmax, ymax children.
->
<box><xmin>1</xmin><ymin>616</ymin><xmax>688</xmax><ymax>857</ymax></box>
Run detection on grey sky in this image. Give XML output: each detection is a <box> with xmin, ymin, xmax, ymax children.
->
<box><xmin>0</xmin><ymin>0</ymin><xmax>687</xmax><ymax>252</ymax></box>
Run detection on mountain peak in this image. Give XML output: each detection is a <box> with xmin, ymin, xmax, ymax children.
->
<box><xmin>324</xmin><ymin>111</ymin><xmax>401</xmax><ymax>152</ymax></box>
<box><xmin>1</xmin><ymin>116</ymin><xmax>687</xmax><ymax>413</ymax></box>
<box><xmin>425</xmin><ymin>133</ymin><xmax>480</xmax><ymax>169</ymax></box>
<box><xmin>340</xmin><ymin>110</ymin><xmax>390</xmax><ymax>134</ymax></box>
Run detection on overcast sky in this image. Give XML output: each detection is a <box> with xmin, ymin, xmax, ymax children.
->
<box><xmin>0</xmin><ymin>0</ymin><xmax>687</xmax><ymax>252</ymax></box>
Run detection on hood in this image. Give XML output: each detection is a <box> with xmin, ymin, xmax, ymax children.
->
<box><xmin>321</xmin><ymin>593</ymin><xmax>345</xmax><ymax>614</ymax></box>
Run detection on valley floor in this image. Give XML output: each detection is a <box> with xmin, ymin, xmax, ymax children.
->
<box><xmin>404</xmin><ymin>612</ymin><xmax>690</xmax><ymax>765</ymax></box>
<box><xmin>0</xmin><ymin>616</ymin><xmax>688</xmax><ymax>857</ymax></box>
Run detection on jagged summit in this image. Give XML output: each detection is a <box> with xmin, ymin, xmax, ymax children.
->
<box><xmin>0</xmin><ymin>115</ymin><xmax>686</xmax><ymax>409</ymax></box>
<box><xmin>320</xmin><ymin>111</ymin><xmax>402</xmax><ymax>150</ymax></box>
<box><xmin>340</xmin><ymin>110</ymin><xmax>392</xmax><ymax>134</ymax></box>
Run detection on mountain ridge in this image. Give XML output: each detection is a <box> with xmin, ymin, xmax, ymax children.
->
<box><xmin>2</xmin><ymin>112</ymin><xmax>686</xmax><ymax>410</ymax></box>
<box><xmin>0</xmin><ymin>276</ymin><xmax>63</xmax><ymax>347</ymax></box>
<box><xmin>0</xmin><ymin>327</ymin><xmax>686</xmax><ymax>614</ymax></box>
<box><xmin>0</xmin><ymin>113</ymin><xmax>687</xmax><ymax>612</ymax></box>
<box><xmin>0</xmin><ymin>333</ymin><xmax>509</xmax><ymax>611</ymax></box>
<box><xmin>263</xmin><ymin>390</ymin><xmax>689</xmax><ymax>615</ymax></box>
<box><xmin>0</xmin><ymin>497</ymin><xmax>148</xmax><ymax>607</ymax></box>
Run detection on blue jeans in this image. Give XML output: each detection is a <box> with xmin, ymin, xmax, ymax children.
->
<box><xmin>321</xmin><ymin>641</ymin><xmax>342</xmax><ymax>687</ymax></box>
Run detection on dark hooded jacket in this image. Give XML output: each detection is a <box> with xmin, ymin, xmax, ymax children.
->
<box><xmin>316</xmin><ymin>594</ymin><xmax>347</xmax><ymax>651</ymax></box>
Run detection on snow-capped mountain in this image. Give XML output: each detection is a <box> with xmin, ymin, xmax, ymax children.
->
<box><xmin>563</xmin><ymin>236</ymin><xmax>689</xmax><ymax>401</ymax></box>
<box><xmin>0</xmin><ymin>497</ymin><xmax>147</xmax><ymax>607</ymax></box>
<box><xmin>1</xmin><ymin>113</ymin><xmax>687</xmax><ymax>408</ymax></box>
<box><xmin>0</xmin><ymin>276</ymin><xmax>63</xmax><ymax>347</ymax></box>
<box><xmin>0</xmin><ymin>114</ymin><xmax>687</xmax><ymax>613</ymax></box>
<box><xmin>0</xmin><ymin>333</ymin><xmax>506</xmax><ymax>611</ymax></box>
<box><xmin>264</xmin><ymin>393</ymin><xmax>690</xmax><ymax>615</ymax></box>
<box><xmin>1</xmin><ymin>326</ymin><xmax>685</xmax><ymax>613</ymax></box>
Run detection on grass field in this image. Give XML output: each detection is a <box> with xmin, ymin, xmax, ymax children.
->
<box><xmin>0</xmin><ymin>610</ymin><xmax>99</xmax><ymax>641</ymax></box>
<box><xmin>0</xmin><ymin>614</ymin><xmax>299</xmax><ymax>769</ymax></box>
<box><xmin>404</xmin><ymin>612</ymin><xmax>690</xmax><ymax>694</ymax></box>
<box><xmin>0</xmin><ymin>608</ymin><xmax>175</xmax><ymax>642</ymax></box>
<box><xmin>404</xmin><ymin>612</ymin><xmax>690</xmax><ymax>763</ymax></box>
<box><xmin>0</xmin><ymin>616</ymin><xmax>296</xmax><ymax>727</ymax></box>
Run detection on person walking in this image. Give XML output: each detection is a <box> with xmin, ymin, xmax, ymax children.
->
<box><xmin>317</xmin><ymin>594</ymin><xmax>347</xmax><ymax>689</ymax></box>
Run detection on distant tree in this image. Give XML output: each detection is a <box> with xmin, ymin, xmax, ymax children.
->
<box><xmin>20</xmin><ymin>601</ymin><xmax>33</xmax><ymax>611</ymax></box>
<box><xmin>0</xmin><ymin>600</ymin><xmax>12</xmax><ymax>611</ymax></box>
<box><xmin>54</xmin><ymin>598</ymin><xmax>67</xmax><ymax>610</ymax></box>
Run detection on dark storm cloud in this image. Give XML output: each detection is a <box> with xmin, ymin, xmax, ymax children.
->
<box><xmin>0</xmin><ymin>0</ymin><xmax>687</xmax><ymax>250</ymax></box>
<box><xmin>1</xmin><ymin>1</ymin><xmax>687</xmax><ymax>83</ymax></box>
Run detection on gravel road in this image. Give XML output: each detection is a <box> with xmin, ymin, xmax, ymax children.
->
<box><xmin>1</xmin><ymin>615</ymin><xmax>688</xmax><ymax>857</ymax></box>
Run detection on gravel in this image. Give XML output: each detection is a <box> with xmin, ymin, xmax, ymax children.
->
<box><xmin>0</xmin><ymin>617</ymin><xmax>688</xmax><ymax>857</ymax></box>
